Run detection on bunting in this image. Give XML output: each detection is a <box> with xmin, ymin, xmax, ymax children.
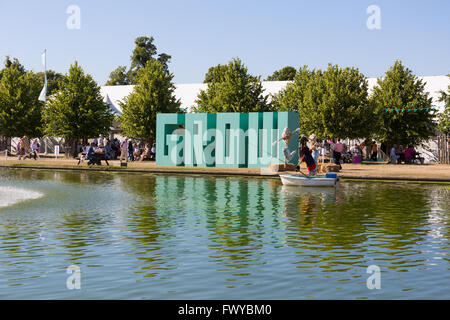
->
<box><xmin>360</xmin><ymin>105</ymin><xmax>445</xmax><ymax>112</ymax></box>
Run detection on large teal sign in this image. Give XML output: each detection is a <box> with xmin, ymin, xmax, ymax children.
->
<box><xmin>156</xmin><ymin>112</ymin><xmax>299</xmax><ymax>168</ymax></box>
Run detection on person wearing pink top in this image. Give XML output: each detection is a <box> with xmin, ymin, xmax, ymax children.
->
<box><xmin>332</xmin><ymin>139</ymin><xmax>344</xmax><ymax>169</ymax></box>
<box><xmin>405</xmin><ymin>145</ymin><xmax>416</xmax><ymax>164</ymax></box>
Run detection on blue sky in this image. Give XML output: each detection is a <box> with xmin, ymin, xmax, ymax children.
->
<box><xmin>0</xmin><ymin>0</ymin><xmax>449</xmax><ymax>84</ymax></box>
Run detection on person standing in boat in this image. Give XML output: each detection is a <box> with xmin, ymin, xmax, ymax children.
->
<box><xmin>299</xmin><ymin>146</ymin><xmax>317</xmax><ymax>176</ymax></box>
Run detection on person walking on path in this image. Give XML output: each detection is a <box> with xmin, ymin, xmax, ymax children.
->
<box><xmin>17</xmin><ymin>137</ymin><xmax>25</xmax><ymax>160</ymax></box>
<box><xmin>31</xmin><ymin>138</ymin><xmax>40</xmax><ymax>160</ymax></box>
<box><xmin>332</xmin><ymin>138</ymin><xmax>344</xmax><ymax>169</ymax></box>
<box><xmin>120</xmin><ymin>138</ymin><xmax>128</xmax><ymax>162</ymax></box>
<box><xmin>128</xmin><ymin>139</ymin><xmax>134</xmax><ymax>162</ymax></box>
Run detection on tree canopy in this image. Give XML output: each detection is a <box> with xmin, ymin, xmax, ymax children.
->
<box><xmin>36</xmin><ymin>70</ymin><xmax>65</xmax><ymax>96</ymax></box>
<box><xmin>437</xmin><ymin>76</ymin><xmax>450</xmax><ymax>134</ymax></box>
<box><xmin>0</xmin><ymin>56</ymin><xmax>26</xmax><ymax>77</ymax></box>
<box><xmin>120</xmin><ymin>59</ymin><xmax>181</xmax><ymax>143</ymax></box>
<box><xmin>105</xmin><ymin>66</ymin><xmax>130</xmax><ymax>86</ymax></box>
<box><xmin>105</xmin><ymin>36</ymin><xmax>171</xmax><ymax>85</ymax></box>
<box><xmin>370</xmin><ymin>60</ymin><xmax>436</xmax><ymax>145</ymax></box>
<box><xmin>0</xmin><ymin>58</ymin><xmax>43</xmax><ymax>138</ymax></box>
<box><xmin>194</xmin><ymin>58</ymin><xmax>271</xmax><ymax>113</ymax></box>
<box><xmin>266</xmin><ymin>66</ymin><xmax>297</xmax><ymax>81</ymax></box>
<box><xmin>272</xmin><ymin>64</ymin><xmax>373</xmax><ymax>140</ymax></box>
<box><xmin>203</xmin><ymin>64</ymin><xmax>228</xmax><ymax>83</ymax></box>
<box><xmin>43</xmin><ymin>61</ymin><xmax>114</xmax><ymax>155</ymax></box>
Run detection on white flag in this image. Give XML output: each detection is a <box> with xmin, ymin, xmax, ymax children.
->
<box><xmin>38</xmin><ymin>50</ymin><xmax>47</xmax><ymax>102</ymax></box>
<box><xmin>38</xmin><ymin>82</ymin><xmax>47</xmax><ymax>102</ymax></box>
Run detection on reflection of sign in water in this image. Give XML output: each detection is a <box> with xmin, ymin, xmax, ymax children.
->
<box><xmin>66</xmin><ymin>264</ymin><xmax>81</xmax><ymax>289</ymax></box>
<box><xmin>156</xmin><ymin>112</ymin><xmax>299</xmax><ymax>168</ymax></box>
<box><xmin>366</xmin><ymin>265</ymin><xmax>381</xmax><ymax>289</ymax></box>
<box><xmin>54</xmin><ymin>145</ymin><xmax>59</xmax><ymax>159</ymax></box>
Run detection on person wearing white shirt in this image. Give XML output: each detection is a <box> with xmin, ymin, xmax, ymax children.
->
<box><xmin>120</xmin><ymin>138</ymin><xmax>128</xmax><ymax>162</ymax></box>
<box><xmin>31</xmin><ymin>138</ymin><xmax>40</xmax><ymax>160</ymax></box>
<box><xmin>390</xmin><ymin>145</ymin><xmax>399</xmax><ymax>164</ymax></box>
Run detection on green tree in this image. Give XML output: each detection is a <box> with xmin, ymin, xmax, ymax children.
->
<box><xmin>203</xmin><ymin>64</ymin><xmax>228</xmax><ymax>83</ymax></box>
<box><xmin>36</xmin><ymin>70</ymin><xmax>65</xmax><ymax>96</ymax></box>
<box><xmin>0</xmin><ymin>56</ymin><xmax>26</xmax><ymax>77</ymax></box>
<box><xmin>105</xmin><ymin>36</ymin><xmax>171</xmax><ymax>86</ymax></box>
<box><xmin>266</xmin><ymin>66</ymin><xmax>297</xmax><ymax>81</ymax></box>
<box><xmin>105</xmin><ymin>66</ymin><xmax>130</xmax><ymax>86</ymax></box>
<box><xmin>370</xmin><ymin>60</ymin><xmax>436</xmax><ymax>145</ymax></box>
<box><xmin>43</xmin><ymin>62</ymin><xmax>114</xmax><ymax>157</ymax></box>
<box><xmin>0</xmin><ymin>60</ymin><xmax>43</xmax><ymax>143</ymax></box>
<box><xmin>437</xmin><ymin>76</ymin><xmax>450</xmax><ymax>134</ymax></box>
<box><xmin>120</xmin><ymin>59</ymin><xmax>181</xmax><ymax>143</ymax></box>
<box><xmin>273</xmin><ymin>64</ymin><xmax>373</xmax><ymax>140</ymax></box>
<box><xmin>194</xmin><ymin>58</ymin><xmax>270</xmax><ymax>113</ymax></box>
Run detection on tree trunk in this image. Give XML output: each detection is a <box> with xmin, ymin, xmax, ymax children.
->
<box><xmin>64</xmin><ymin>138</ymin><xmax>78</xmax><ymax>158</ymax></box>
<box><xmin>0</xmin><ymin>136</ymin><xmax>11</xmax><ymax>155</ymax></box>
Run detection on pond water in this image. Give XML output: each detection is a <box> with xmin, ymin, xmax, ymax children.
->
<box><xmin>0</xmin><ymin>168</ymin><xmax>449</xmax><ymax>299</ymax></box>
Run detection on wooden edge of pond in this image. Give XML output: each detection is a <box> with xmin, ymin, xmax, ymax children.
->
<box><xmin>1</xmin><ymin>164</ymin><xmax>450</xmax><ymax>184</ymax></box>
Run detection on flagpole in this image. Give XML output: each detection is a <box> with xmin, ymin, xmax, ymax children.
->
<box><xmin>43</xmin><ymin>49</ymin><xmax>48</xmax><ymax>155</ymax></box>
<box><xmin>43</xmin><ymin>49</ymin><xmax>47</xmax><ymax>109</ymax></box>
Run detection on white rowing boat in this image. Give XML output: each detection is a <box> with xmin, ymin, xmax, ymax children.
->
<box><xmin>279</xmin><ymin>173</ymin><xmax>340</xmax><ymax>187</ymax></box>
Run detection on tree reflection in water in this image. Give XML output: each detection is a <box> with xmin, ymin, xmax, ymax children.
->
<box><xmin>1</xmin><ymin>168</ymin><xmax>447</xmax><ymax>298</ymax></box>
<box><xmin>119</xmin><ymin>174</ymin><xmax>444</xmax><ymax>284</ymax></box>
<box><xmin>120</xmin><ymin>174</ymin><xmax>179</xmax><ymax>278</ymax></box>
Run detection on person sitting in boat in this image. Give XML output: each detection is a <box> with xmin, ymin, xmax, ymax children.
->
<box><xmin>299</xmin><ymin>146</ymin><xmax>317</xmax><ymax>176</ymax></box>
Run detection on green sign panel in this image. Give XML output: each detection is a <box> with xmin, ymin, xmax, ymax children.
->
<box><xmin>156</xmin><ymin>112</ymin><xmax>299</xmax><ymax>168</ymax></box>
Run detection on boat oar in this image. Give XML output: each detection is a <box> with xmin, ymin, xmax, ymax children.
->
<box><xmin>297</xmin><ymin>168</ymin><xmax>311</xmax><ymax>179</ymax></box>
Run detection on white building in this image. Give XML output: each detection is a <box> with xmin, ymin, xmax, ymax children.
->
<box><xmin>100</xmin><ymin>76</ymin><xmax>449</xmax><ymax>162</ymax></box>
<box><xmin>100</xmin><ymin>76</ymin><xmax>449</xmax><ymax>115</ymax></box>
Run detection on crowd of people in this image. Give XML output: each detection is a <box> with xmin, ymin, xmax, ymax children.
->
<box><xmin>13</xmin><ymin>134</ymin><xmax>425</xmax><ymax>168</ymax></box>
<box><xmin>77</xmin><ymin>137</ymin><xmax>156</xmax><ymax>164</ymax></box>
<box><xmin>305</xmin><ymin>138</ymin><xmax>364</xmax><ymax>169</ymax></box>
<box><xmin>298</xmin><ymin>136</ymin><xmax>424</xmax><ymax>174</ymax></box>
<box><xmin>13</xmin><ymin>135</ymin><xmax>156</xmax><ymax>166</ymax></box>
<box><xmin>16</xmin><ymin>136</ymin><xmax>41</xmax><ymax>160</ymax></box>
<box><xmin>389</xmin><ymin>144</ymin><xmax>423</xmax><ymax>164</ymax></box>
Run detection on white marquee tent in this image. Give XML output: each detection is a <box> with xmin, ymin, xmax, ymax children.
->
<box><xmin>100</xmin><ymin>76</ymin><xmax>449</xmax><ymax>115</ymax></box>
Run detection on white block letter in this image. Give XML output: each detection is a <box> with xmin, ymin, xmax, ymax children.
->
<box><xmin>366</xmin><ymin>5</ymin><xmax>381</xmax><ymax>30</ymax></box>
<box><xmin>66</xmin><ymin>5</ymin><xmax>81</xmax><ymax>30</ymax></box>
<box><xmin>66</xmin><ymin>264</ymin><xmax>81</xmax><ymax>289</ymax></box>
<box><xmin>366</xmin><ymin>265</ymin><xmax>381</xmax><ymax>289</ymax></box>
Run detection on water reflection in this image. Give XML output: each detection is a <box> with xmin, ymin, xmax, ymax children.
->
<box><xmin>0</xmin><ymin>168</ymin><xmax>449</xmax><ymax>299</ymax></box>
<box><xmin>204</xmin><ymin>179</ymin><xmax>269</xmax><ymax>274</ymax></box>
<box><xmin>120</xmin><ymin>174</ymin><xmax>181</xmax><ymax>278</ymax></box>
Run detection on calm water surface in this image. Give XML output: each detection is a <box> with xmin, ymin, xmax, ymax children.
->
<box><xmin>0</xmin><ymin>168</ymin><xmax>449</xmax><ymax>299</ymax></box>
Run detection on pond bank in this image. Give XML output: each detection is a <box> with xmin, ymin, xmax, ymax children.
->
<box><xmin>1</xmin><ymin>159</ymin><xmax>450</xmax><ymax>183</ymax></box>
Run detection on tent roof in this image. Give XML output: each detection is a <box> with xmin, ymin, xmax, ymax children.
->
<box><xmin>101</xmin><ymin>76</ymin><xmax>449</xmax><ymax>115</ymax></box>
